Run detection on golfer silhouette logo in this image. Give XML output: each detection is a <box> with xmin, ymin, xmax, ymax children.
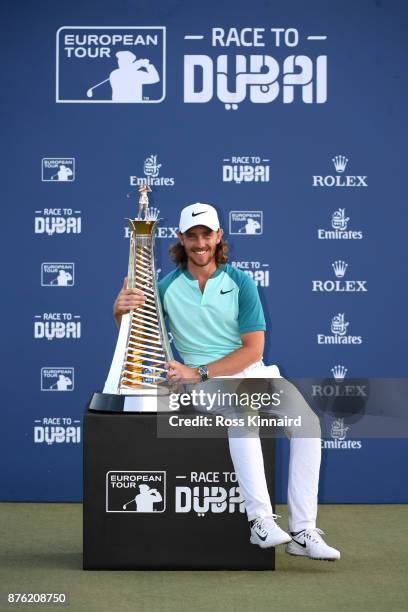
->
<box><xmin>86</xmin><ymin>51</ymin><xmax>160</xmax><ymax>102</ymax></box>
<box><xmin>50</xmin><ymin>374</ymin><xmax>73</xmax><ymax>391</ymax></box>
<box><xmin>122</xmin><ymin>484</ymin><xmax>163</xmax><ymax>512</ymax></box>
<box><xmin>238</xmin><ymin>218</ymin><xmax>261</xmax><ymax>234</ymax></box>
<box><xmin>51</xmin><ymin>165</ymin><xmax>73</xmax><ymax>181</ymax></box>
<box><xmin>50</xmin><ymin>270</ymin><xmax>73</xmax><ymax>286</ymax></box>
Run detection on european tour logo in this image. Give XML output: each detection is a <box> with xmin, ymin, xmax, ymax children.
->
<box><xmin>106</xmin><ymin>471</ymin><xmax>166</xmax><ymax>513</ymax></box>
<box><xmin>56</xmin><ymin>27</ymin><xmax>166</xmax><ymax>103</ymax></box>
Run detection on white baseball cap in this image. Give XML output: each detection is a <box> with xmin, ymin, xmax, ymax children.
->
<box><xmin>178</xmin><ymin>203</ymin><xmax>220</xmax><ymax>233</ymax></box>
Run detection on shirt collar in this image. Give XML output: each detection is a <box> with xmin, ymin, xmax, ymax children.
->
<box><xmin>182</xmin><ymin>264</ymin><xmax>225</xmax><ymax>281</ymax></box>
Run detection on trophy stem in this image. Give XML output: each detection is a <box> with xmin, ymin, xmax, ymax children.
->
<box><xmin>120</xmin><ymin>233</ymin><xmax>166</xmax><ymax>391</ymax></box>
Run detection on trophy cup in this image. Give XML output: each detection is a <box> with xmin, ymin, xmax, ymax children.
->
<box><xmin>89</xmin><ymin>185</ymin><xmax>173</xmax><ymax>412</ymax></box>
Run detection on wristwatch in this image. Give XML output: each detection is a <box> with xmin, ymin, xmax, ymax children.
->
<box><xmin>197</xmin><ymin>365</ymin><xmax>209</xmax><ymax>382</ymax></box>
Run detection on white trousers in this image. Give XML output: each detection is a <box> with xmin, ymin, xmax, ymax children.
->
<box><xmin>223</xmin><ymin>361</ymin><xmax>321</xmax><ymax>532</ymax></box>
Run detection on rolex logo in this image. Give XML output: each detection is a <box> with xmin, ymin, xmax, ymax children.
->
<box><xmin>332</xmin><ymin>260</ymin><xmax>348</xmax><ymax>278</ymax></box>
<box><xmin>313</xmin><ymin>155</ymin><xmax>367</xmax><ymax>187</ymax></box>
<box><xmin>144</xmin><ymin>207</ymin><xmax>160</xmax><ymax>221</ymax></box>
<box><xmin>332</xmin><ymin>155</ymin><xmax>348</xmax><ymax>173</ymax></box>
<box><xmin>331</xmin><ymin>365</ymin><xmax>348</xmax><ymax>381</ymax></box>
<box><xmin>312</xmin><ymin>260</ymin><xmax>367</xmax><ymax>292</ymax></box>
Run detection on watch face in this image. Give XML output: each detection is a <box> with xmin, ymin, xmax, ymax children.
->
<box><xmin>198</xmin><ymin>366</ymin><xmax>208</xmax><ymax>380</ymax></box>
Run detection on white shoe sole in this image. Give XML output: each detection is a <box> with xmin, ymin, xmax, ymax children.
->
<box><xmin>250</xmin><ymin>533</ymin><xmax>292</xmax><ymax>549</ymax></box>
<box><xmin>285</xmin><ymin>541</ymin><xmax>341</xmax><ymax>561</ymax></box>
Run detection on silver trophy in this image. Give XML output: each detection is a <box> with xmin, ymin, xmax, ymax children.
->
<box><xmin>89</xmin><ymin>185</ymin><xmax>173</xmax><ymax>412</ymax></box>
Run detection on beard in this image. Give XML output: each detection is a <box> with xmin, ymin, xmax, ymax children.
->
<box><xmin>186</xmin><ymin>245</ymin><xmax>217</xmax><ymax>267</ymax></box>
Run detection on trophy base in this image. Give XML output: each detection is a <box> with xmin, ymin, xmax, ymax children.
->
<box><xmin>88</xmin><ymin>391</ymin><xmax>163</xmax><ymax>413</ymax></box>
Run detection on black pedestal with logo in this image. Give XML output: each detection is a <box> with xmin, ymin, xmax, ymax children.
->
<box><xmin>83</xmin><ymin>411</ymin><xmax>276</xmax><ymax>570</ymax></box>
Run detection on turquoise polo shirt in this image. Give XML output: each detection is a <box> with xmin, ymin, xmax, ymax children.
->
<box><xmin>158</xmin><ymin>263</ymin><xmax>266</xmax><ymax>367</ymax></box>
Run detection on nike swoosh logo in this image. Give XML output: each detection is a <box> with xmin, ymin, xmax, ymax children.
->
<box><xmin>192</xmin><ymin>211</ymin><xmax>206</xmax><ymax>217</ymax></box>
<box><xmin>291</xmin><ymin>538</ymin><xmax>307</xmax><ymax>548</ymax></box>
<box><xmin>255</xmin><ymin>530</ymin><xmax>267</xmax><ymax>541</ymax></box>
<box><xmin>220</xmin><ymin>289</ymin><xmax>233</xmax><ymax>295</ymax></box>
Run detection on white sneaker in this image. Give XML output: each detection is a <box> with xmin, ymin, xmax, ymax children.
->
<box><xmin>286</xmin><ymin>528</ymin><xmax>341</xmax><ymax>561</ymax></box>
<box><xmin>250</xmin><ymin>515</ymin><xmax>292</xmax><ymax>549</ymax></box>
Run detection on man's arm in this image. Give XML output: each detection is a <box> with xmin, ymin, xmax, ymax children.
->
<box><xmin>166</xmin><ymin>330</ymin><xmax>264</xmax><ymax>381</ymax></box>
<box><xmin>139</xmin><ymin>60</ymin><xmax>160</xmax><ymax>84</ymax></box>
<box><xmin>206</xmin><ymin>330</ymin><xmax>264</xmax><ymax>377</ymax></box>
<box><xmin>113</xmin><ymin>277</ymin><xmax>145</xmax><ymax>328</ymax></box>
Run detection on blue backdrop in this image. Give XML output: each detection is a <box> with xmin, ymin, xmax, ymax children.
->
<box><xmin>1</xmin><ymin>0</ymin><xmax>407</xmax><ymax>502</ymax></box>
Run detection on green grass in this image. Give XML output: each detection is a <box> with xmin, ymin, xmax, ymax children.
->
<box><xmin>0</xmin><ymin>504</ymin><xmax>407</xmax><ymax>611</ymax></box>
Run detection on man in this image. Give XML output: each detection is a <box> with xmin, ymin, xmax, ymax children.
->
<box><xmin>122</xmin><ymin>485</ymin><xmax>163</xmax><ymax>512</ymax></box>
<box><xmin>114</xmin><ymin>202</ymin><xmax>340</xmax><ymax>561</ymax></box>
<box><xmin>52</xmin><ymin>374</ymin><xmax>73</xmax><ymax>391</ymax></box>
<box><xmin>53</xmin><ymin>164</ymin><xmax>73</xmax><ymax>181</ymax></box>
<box><xmin>51</xmin><ymin>269</ymin><xmax>73</xmax><ymax>286</ymax></box>
<box><xmin>135</xmin><ymin>485</ymin><xmax>163</xmax><ymax>513</ymax></box>
<box><xmin>110</xmin><ymin>51</ymin><xmax>160</xmax><ymax>102</ymax></box>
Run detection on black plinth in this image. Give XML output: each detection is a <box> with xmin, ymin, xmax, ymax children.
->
<box><xmin>83</xmin><ymin>411</ymin><xmax>276</xmax><ymax>570</ymax></box>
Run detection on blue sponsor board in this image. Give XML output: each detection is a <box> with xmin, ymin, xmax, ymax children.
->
<box><xmin>0</xmin><ymin>0</ymin><xmax>407</xmax><ymax>504</ymax></box>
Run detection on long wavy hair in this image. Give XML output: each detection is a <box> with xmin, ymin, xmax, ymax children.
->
<box><xmin>169</xmin><ymin>239</ymin><xmax>229</xmax><ymax>268</ymax></box>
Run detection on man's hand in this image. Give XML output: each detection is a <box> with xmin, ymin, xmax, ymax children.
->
<box><xmin>165</xmin><ymin>360</ymin><xmax>200</xmax><ymax>382</ymax></box>
<box><xmin>113</xmin><ymin>277</ymin><xmax>145</xmax><ymax>328</ymax></box>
